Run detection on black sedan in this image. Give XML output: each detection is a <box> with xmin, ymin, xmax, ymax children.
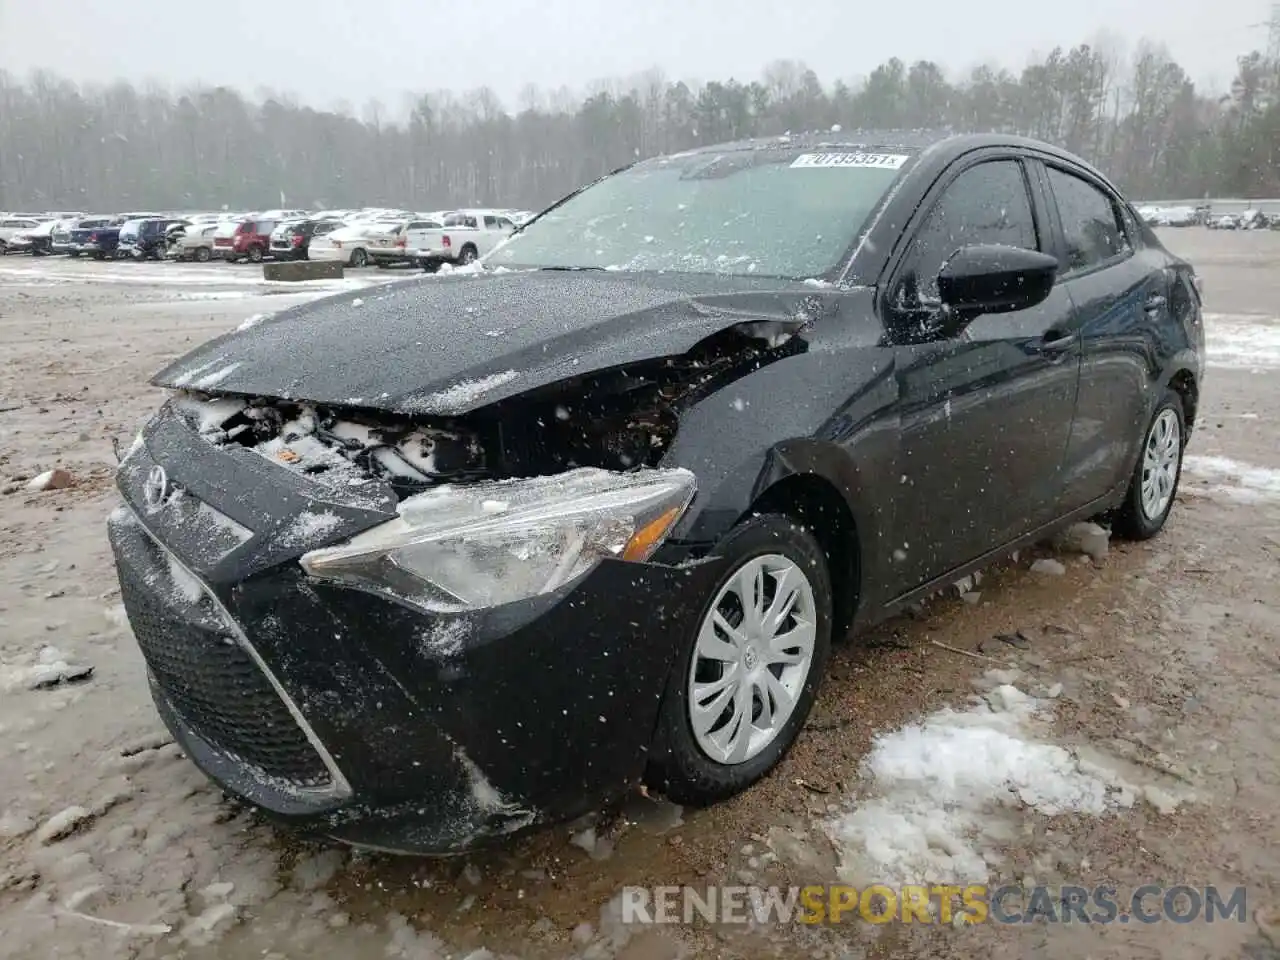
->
<box><xmin>109</xmin><ymin>131</ymin><xmax>1204</xmax><ymax>854</ymax></box>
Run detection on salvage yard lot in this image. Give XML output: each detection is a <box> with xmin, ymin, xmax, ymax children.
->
<box><xmin>0</xmin><ymin>230</ymin><xmax>1278</xmax><ymax>960</ymax></box>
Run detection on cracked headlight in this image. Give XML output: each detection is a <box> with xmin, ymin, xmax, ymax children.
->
<box><xmin>300</xmin><ymin>467</ymin><xmax>696</xmax><ymax>611</ymax></box>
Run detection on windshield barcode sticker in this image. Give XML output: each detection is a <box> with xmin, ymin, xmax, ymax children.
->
<box><xmin>790</xmin><ymin>153</ymin><xmax>909</xmax><ymax>169</ymax></box>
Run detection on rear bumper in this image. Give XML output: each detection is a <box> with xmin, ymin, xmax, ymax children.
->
<box><xmin>108</xmin><ymin>407</ymin><xmax>722</xmax><ymax>853</ymax></box>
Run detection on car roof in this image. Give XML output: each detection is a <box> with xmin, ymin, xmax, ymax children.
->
<box><xmin>657</xmin><ymin>129</ymin><xmax>1117</xmax><ymax>189</ymax></box>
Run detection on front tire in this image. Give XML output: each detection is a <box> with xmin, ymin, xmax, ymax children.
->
<box><xmin>647</xmin><ymin>514</ymin><xmax>832</xmax><ymax>806</ymax></box>
<box><xmin>1111</xmin><ymin>389</ymin><xmax>1186</xmax><ymax>540</ymax></box>
<box><xmin>194</xmin><ymin>247</ymin><xmax>211</xmax><ymax>263</ymax></box>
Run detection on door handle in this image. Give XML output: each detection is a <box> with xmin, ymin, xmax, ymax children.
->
<box><xmin>1038</xmin><ymin>330</ymin><xmax>1078</xmax><ymax>352</ymax></box>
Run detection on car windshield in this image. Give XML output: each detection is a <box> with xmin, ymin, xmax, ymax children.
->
<box><xmin>486</xmin><ymin>148</ymin><xmax>911</xmax><ymax>278</ymax></box>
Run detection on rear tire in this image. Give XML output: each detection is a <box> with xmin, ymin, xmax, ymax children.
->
<box><xmin>350</xmin><ymin>248</ymin><xmax>368</xmax><ymax>268</ymax></box>
<box><xmin>458</xmin><ymin>245</ymin><xmax>478</xmax><ymax>265</ymax></box>
<box><xmin>1111</xmin><ymin>389</ymin><xmax>1186</xmax><ymax>540</ymax></box>
<box><xmin>646</xmin><ymin>514</ymin><xmax>832</xmax><ymax>806</ymax></box>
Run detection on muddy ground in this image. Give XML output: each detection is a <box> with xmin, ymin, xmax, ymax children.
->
<box><xmin>0</xmin><ymin>232</ymin><xmax>1277</xmax><ymax>960</ymax></box>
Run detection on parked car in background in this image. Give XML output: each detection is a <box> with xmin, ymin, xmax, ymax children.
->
<box><xmin>122</xmin><ymin>218</ymin><xmax>191</xmax><ymax>259</ymax></box>
<box><xmin>0</xmin><ymin>215</ymin><xmax>43</xmax><ymax>254</ymax></box>
<box><xmin>308</xmin><ymin>222</ymin><xmax>387</xmax><ymax>267</ymax></box>
<box><xmin>169</xmin><ymin>224</ymin><xmax>220</xmax><ymax>262</ymax></box>
<box><xmin>115</xmin><ymin>132</ymin><xmax>1204</xmax><ymax>854</ymax></box>
<box><xmin>13</xmin><ymin>218</ymin><xmax>62</xmax><ymax>256</ymax></box>
<box><xmin>53</xmin><ymin>217</ymin><xmax>101</xmax><ymax>255</ymax></box>
<box><xmin>69</xmin><ymin>213</ymin><xmax>161</xmax><ymax>259</ymax></box>
<box><xmin>215</xmin><ymin>218</ymin><xmax>277</xmax><ymax>263</ymax></box>
<box><xmin>269</xmin><ymin>218</ymin><xmax>342</xmax><ymax>261</ymax></box>
<box><xmin>414</xmin><ymin>209</ymin><xmax>517</xmax><ymax>270</ymax></box>
<box><xmin>115</xmin><ymin>219</ymin><xmax>149</xmax><ymax>256</ymax></box>
<box><xmin>367</xmin><ymin>218</ymin><xmax>445</xmax><ymax>268</ymax></box>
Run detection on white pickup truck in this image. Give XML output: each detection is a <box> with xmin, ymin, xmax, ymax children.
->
<box><xmin>413</xmin><ymin>210</ymin><xmax>517</xmax><ymax>270</ymax></box>
<box><xmin>365</xmin><ymin>217</ymin><xmax>445</xmax><ymax>268</ymax></box>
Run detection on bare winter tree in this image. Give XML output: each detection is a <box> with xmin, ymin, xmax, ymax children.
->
<box><xmin>1</xmin><ymin>40</ymin><xmax>1278</xmax><ymax>211</ymax></box>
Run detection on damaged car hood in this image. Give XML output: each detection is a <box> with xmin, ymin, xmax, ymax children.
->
<box><xmin>151</xmin><ymin>271</ymin><xmax>832</xmax><ymax>415</ymax></box>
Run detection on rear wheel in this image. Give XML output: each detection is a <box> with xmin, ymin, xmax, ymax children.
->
<box><xmin>458</xmin><ymin>245</ymin><xmax>478</xmax><ymax>265</ymax></box>
<box><xmin>248</xmin><ymin>246</ymin><xmax>264</xmax><ymax>263</ymax></box>
<box><xmin>350</xmin><ymin>248</ymin><xmax>368</xmax><ymax>268</ymax></box>
<box><xmin>647</xmin><ymin>514</ymin><xmax>832</xmax><ymax>805</ymax></box>
<box><xmin>68</xmin><ymin>251</ymin><xmax>81</xmax><ymax>258</ymax></box>
<box><xmin>1111</xmin><ymin>389</ymin><xmax>1186</xmax><ymax>540</ymax></box>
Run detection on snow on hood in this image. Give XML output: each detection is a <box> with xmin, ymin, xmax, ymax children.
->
<box><xmin>150</xmin><ymin>271</ymin><xmax>832</xmax><ymax>416</ymax></box>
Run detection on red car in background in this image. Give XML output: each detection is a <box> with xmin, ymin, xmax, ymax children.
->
<box><xmin>214</xmin><ymin>218</ymin><xmax>278</xmax><ymax>263</ymax></box>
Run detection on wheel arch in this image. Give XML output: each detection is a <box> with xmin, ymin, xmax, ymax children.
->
<box><xmin>673</xmin><ymin>437</ymin><xmax>878</xmax><ymax>640</ymax></box>
<box><xmin>1164</xmin><ymin>365</ymin><xmax>1199</xmax><ymax>434</ymax></box>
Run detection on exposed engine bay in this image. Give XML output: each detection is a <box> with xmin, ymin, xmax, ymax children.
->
<box><xmin>171</xmin><ymin>322</ymin><xmax>806</xmax><ymax>499</ymax></box>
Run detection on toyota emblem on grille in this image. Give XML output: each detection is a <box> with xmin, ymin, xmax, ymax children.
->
<box><xmin>143</xmin><ymin>465</ymin><xmax>170</xmax><ymax>509</ymax></box>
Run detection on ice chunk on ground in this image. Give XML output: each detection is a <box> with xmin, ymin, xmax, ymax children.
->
<box><xmin>37</xmin><ymin>805</ymin><xmax>94</xmax><ymax>844</ymax></box>
<box><xmin>826</xmin><ymin>685</ymin><xmax>1139</xmax><ymax>887</ymax></box>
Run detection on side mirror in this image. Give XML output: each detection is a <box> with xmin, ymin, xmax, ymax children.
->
<box><xmin>936</xmin><ymin>244</ymin><xmax>1059</xmax><ymax>322</ymax></box>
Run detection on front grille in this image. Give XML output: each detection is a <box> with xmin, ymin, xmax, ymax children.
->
<box><xmin>117</xmin><ymin>543</ymin><xmax>332</xmax><ymax>790</ymax></box>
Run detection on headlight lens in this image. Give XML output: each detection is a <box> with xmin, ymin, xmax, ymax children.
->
<box><xmin>300</xmin><ymin>467</ymin><xmax>696</xmax><ymax>611</ymax></box>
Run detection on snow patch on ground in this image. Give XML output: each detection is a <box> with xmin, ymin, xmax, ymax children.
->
<box><xmin>826</xmin><ymin>680</ymin><xmax>1143</xmax><ymax>887</ymax></box>
<box><xmin>1184</xmin><ymin>455</ymin><xmax>1280</xmax><ymax>502</ymax></box>
<box><xmin>1203</xmin><ymin>313</ymin><xmax>1280</xmax><ymax>368</ymax></box>
<box><xmin>0</xmin><ymin>263</ymin><xmax>388</xmax><ymax>294</ymax></box>
<box><xmin>401</xmin><ymin>370</ymin><xmax>519</xmax><ymax>414</ymax></box>
<box><xmin>236</xmin><ymin>312</ymin><xmax>269</xmax><ymax>331</ymax></box>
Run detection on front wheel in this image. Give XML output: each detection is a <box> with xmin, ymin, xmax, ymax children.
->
<box><xmin>646</xmin><ymin>514</ymin><xmax>832</xmax><ymax>806</ymax></box>
<box><xmin>1111</xmin><ymin>389</ymin><xmax>1186</xmax><ymax>540</ymax></box>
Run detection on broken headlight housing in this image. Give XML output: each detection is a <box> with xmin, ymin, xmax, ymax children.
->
<box><xmin>299</xmin><ymin>467</ymin><xmax>696</xmax><ymax>611</ymax></box>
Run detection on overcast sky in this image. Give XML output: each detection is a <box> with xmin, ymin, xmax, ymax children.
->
<box><xmin>0</xmin><ymin>0</ymin><xmax>1270</xmax><ymax>112</ymax></box>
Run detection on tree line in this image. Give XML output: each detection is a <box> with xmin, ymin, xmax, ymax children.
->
<box><xmin>1</xmin><ymin>39</ymin><xmax>1278</xmax><ymax>213</ymax></box>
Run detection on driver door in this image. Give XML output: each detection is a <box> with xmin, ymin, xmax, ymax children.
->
<box><xmin>883</xmin><ymin>155</ymin><xmax>1081</xmax><ymax>593</ymax></box>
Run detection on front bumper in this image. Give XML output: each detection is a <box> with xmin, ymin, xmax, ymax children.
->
<box><xmin>109</xmin><ymin>407</ymin><xmax>722</xmax><ymax>853</ymax></box>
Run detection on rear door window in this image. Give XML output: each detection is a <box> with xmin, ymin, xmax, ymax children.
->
<box><xmin>1045</xmin><ymin>167</ymin><xmax>1130</xmax><ymax>273</ymax></box>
